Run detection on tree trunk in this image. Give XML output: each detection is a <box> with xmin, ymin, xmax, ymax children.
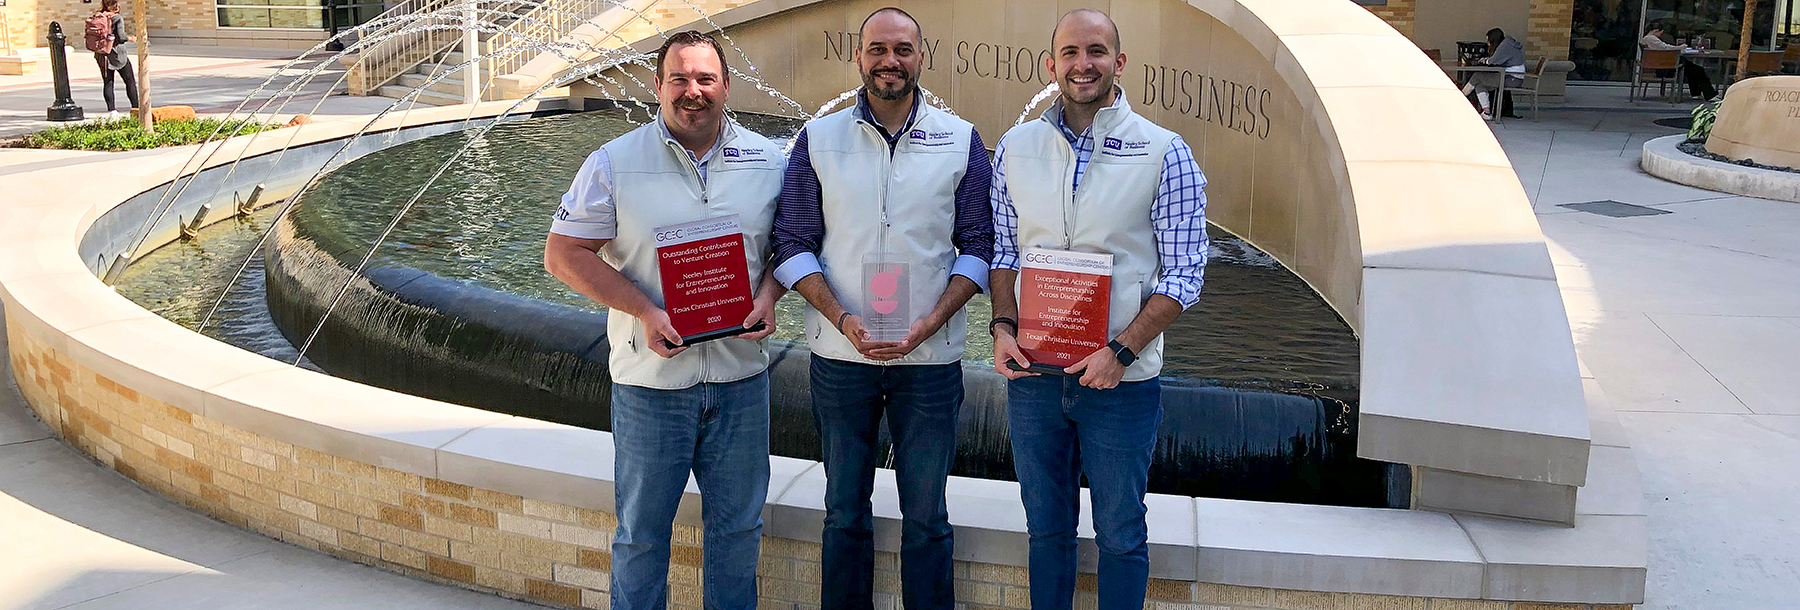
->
<box><xmin>134</xmin><ymin>0</ymin><xmax>151</xmax><ymax>133</ymax></box>
<box><xmin>1737</xmin><ymin>0</ymin><xmax>1760</xmax><ymax>83</ymax></box>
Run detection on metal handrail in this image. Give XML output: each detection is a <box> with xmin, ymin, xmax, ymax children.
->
<box><xmin>345</xmin><ymin>0</ymin><xmax>457</xmax><ymax>94</ymax></box>
<box><xmin>483</xmin><ymin>0</ymin><xmax>622</xmax><ymax>87</ymax></box>
<box><xmin>348</xmin><ymin>0</ymin><xmax>476</xmax><ymax>96</ymax></box>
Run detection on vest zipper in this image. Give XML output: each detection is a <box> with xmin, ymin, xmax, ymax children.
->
<box><xmin>863</xmin><ymin>121</ymin><xmax>893</xmax><ymax>255</ymax></box>
<box><xmin>1059</xmin><ymin>135</ymin><xmax>1077</xmax><ymax>249</ymax></box>
<box><xmin>668</xmin><ymin>138</ymin><xmax>710</xmax><ymax>381</ymax></box>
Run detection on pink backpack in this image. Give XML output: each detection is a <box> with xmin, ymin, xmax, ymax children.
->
<box><xmin>85</xmin><ymin>12</ymin><xmax>113</xmax><ymax>55</ymax></box>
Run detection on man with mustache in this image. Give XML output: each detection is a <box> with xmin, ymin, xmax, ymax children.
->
<box><xmin>543</xmin><ymin>30</ymin><xmax>785</xmax><ymax>610</ymax></box>
<box><xmin>988</xmin><ymin>9</ymin><xmax>1207</xmax><ymax>609</ymax></box>
<box><xmin>771</xmin><ymin>7</ymin><xmax>992</xmax><ymax>610</ymax></box>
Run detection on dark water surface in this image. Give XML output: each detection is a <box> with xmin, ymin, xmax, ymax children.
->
<box><xmin>117</xmin><ymin>109</ymin><xmax>1395</xmax><ymax>507</ymax></box>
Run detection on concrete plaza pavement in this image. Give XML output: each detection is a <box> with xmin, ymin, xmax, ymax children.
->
<box><xmin>1</xmin><ymin>60</ymin><xmax>1797</xmax><ymax>608</ymax></box>
<box><xmin>0</xmin><ymin>324</ymin><xmax>539</xmax><ymax>606</ymax></box>
<box><xmin>0</xmin><ymin>44</ymin><xmax>414</xmax><ymax>139</ymax></box>
<box><xmin>1493</xmin><ymin>105</ymin><xmax>1800</xmax><ymax>610</ymax></box>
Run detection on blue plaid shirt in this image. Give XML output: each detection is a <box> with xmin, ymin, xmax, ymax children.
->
<box><xmin>990</xmin><ymin>97</ymin><xmax>1209</xmax><ymax>309</ymax></box>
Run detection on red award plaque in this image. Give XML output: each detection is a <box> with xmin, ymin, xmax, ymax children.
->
<box><xmin>654</xmin><ymin>215</ymin><xmax>761</xmax><ymax>345</ymax></box>
<box><xmin>1017</xmin><ymin>248</ymin><xmax>1113</xmax><ymax>370</ymax></box>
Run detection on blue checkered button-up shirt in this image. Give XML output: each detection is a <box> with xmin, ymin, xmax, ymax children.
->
<box><xmin>990</xmin><ymin>97</ymin><xmax>1209</xmax><ymax>309</ymax></box>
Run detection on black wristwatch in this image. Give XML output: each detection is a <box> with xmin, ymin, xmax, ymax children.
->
<box><xmin>1107</xmin><ymin>340</ymin><xmax>1137</xmax><ymax>367</ymax></box>
<box><xmin>989</xmin><ymin>316</ymin><xmax>1018</xmax><ymax>337</ymax></box>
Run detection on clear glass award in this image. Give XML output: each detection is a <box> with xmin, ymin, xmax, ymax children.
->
<box><xmin>861</xmin><ymin>253</ymin><xmax>910</xmax><ymax>343</ymax></box>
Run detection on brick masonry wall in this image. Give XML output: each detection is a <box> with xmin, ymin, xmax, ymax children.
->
<box><xmin>151</xmin><ymin>0</ymin><xmax>216</xmax><ymax>33</ymax></box>
<box><xmin>1527</xmin><ymin>0</ymin><xmax>1574</xmax><ymax>61</ymax></box>
<box><xmin>4</xmin><ymin>0</ymin><xmax>218</xmax><ymax>53</ymax></box>
<box><xmin>2</xmin><ymin>0</ymin><xmax>125</xmax><ymax>54</ymax></box>
<box><xmin>5</xmin><ymin>312</ymin><xmax>1629</xmax><ymax>610</ymax></box>
<box><xmin>1361</xmin><ymin>0</ymin><xmax>1417</xmax><ymax>40</ymax></box>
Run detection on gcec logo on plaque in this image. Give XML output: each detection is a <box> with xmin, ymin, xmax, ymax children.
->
<box><xmin>653</xmin><ymin>215</ymin><xmax>762</xmax><ymax>346</ymax></box>
<box><xmin>1018</xmin><ymin>248</ymin><xmax>1113</xmax><ymax>370</ymax></box>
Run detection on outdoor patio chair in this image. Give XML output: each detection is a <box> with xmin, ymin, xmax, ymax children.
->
<box><xmin>1501</xmin><ymin>57</ymin><xmax>1550</xmax><ymax>119</ymax></box>
<box><xmin>1634</xmin><ymin>49</ymin><xmax>1678</xmax><ymax>101</ymax></box>
<box><xmin>1742</xmin><ymin>50</ymin><xmax>1786</xmax><ymax>77</ymax></box>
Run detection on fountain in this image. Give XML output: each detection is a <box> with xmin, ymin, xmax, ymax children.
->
<box><xmin>116</xmin><ymin>103</ymin><xmax>1400</xmax><ymax>507</ymax></box>
<box><xmin>1</xmin><ymin>0</ymin><xmax>1645</xmax><ymax>608</ymax></box>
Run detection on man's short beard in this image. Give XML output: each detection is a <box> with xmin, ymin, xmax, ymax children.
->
<box><xmin>863</xmin><ymin>71</ymin><xmax>918</xmax><ymax>101</ymax></box>
<box><xmin>1061</xmin><ymin>75</ymin><xmax>1114</xmax><ymax>105</ymax></box>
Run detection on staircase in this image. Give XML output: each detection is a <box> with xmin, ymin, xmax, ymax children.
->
<box><xmin>357</xmin><ymin>0</ymin><xmax>531</xmax><ymax>106</ymax></box>
<box><xmin>378</xmin><ymin>48</ymin><xmax>493</xmax><ymax>106</ymax></box>
<box><xmin>357</xmin><ymin>0</ymin><xmax>755</xmax><ymax>105</ymax></box>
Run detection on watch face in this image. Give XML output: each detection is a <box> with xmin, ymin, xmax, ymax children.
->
<box><xmin>1110</xmin><ymin>341</ymin><xmax>1134</xmax><ymax>366</ymax></box>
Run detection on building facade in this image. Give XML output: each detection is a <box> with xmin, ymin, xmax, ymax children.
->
<box><xmin>1</xmin><ymin>0</ymin><xmax>381</xmax><ymax>55</ymax></box>
<box><xmin>1362</xmin><ymin>0</ymin><xmax>1796</xmax><ymax>82</ymax></box>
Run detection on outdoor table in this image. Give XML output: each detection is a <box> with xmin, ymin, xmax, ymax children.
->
<box><xmin>1440</xmin><ymin>63</ymin><xmax>1509</xmax><ymax>120</ymax></box>
<box><xmin>1679</xmin><ymin>49</ymin><xmax>1738</xmax><ymax>97</ymax></box>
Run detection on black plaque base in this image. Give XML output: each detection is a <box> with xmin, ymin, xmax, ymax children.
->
<box><xmin>658</xmin><ymin>321</ymin><xmax>767</xmax><ymax>350</ymax></box>
<box><xmin>1006</xmin><ymin>361</ymin><xmax>1071</xmax><ymax>376</ymax></box>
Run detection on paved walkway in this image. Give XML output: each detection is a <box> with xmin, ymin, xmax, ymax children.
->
<box><xmin>0</xmin><ymin>44</ymin><xmax>415</xmax><ymax>139</ymax></box>
<box><xmin>0</xmin><ymin>310</ymin><xmax>542</xmax><ymax>609</ymax></box>
<box><xmin>0</xmin><ymin>66</ymin><xmax>1796</xmax><ymax>609</ymax></box>
<box><xmin>1494</xmin><ymin>107</ymin><xmax>1800</xmax><ymax>610</ymax></box>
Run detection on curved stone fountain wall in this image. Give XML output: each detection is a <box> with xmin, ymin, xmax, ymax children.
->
<box><xmin>266</xmin><ymin>217</ymin><xmax>1401</xmax><ymax>506</ymax></box>
<box><xmin>257</xmin><ymin>108</ymin><xmax>1397</xmax><ymax>507</ymax></box>
<box><xmin>583</xmin><ymin>0</ymin><xmax>1597</xmax><ymax>516</ymax></box>
<box><xmin>0</xmin><ymin>0</ymin><xmax>1646</xmax><ymax>608</ymax></box>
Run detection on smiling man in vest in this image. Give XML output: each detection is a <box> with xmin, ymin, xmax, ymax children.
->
<box><xmin>770</xmin><ymin>7</ymin><xmax>993</xmax><ymax>610</ymax></box>
<box><xmin>543</xmin><ymin>30</ymin><xmax>786</xmax><ymax>610</ymax></box>
<box><xmin>988</xmin><ymin>9</ymin><xmax>1208</xmax><ymax>609</ymax></box>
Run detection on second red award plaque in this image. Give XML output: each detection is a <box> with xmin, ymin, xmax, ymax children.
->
<box><xmin>1018</xmin><ymin>248</ymin><xmax>1113</xmax><ymax>369</ymax></box>
<box><xmin>654</xmin><ymin>215</ymin><xmax>759</xmax><ymax>345</ymax></box>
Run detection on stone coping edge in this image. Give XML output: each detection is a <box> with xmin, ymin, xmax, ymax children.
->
<box><xmin>1641</xmin><ymin>135</ymin><xmax>1800</xmax><ymax>203</ymax></box>
<box><xmin>0</xmin><ymin>85</ymin><xmax>1641</xmax><ymax>610</ymax></box>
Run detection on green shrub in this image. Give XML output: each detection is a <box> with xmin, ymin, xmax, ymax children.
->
<box><xmin>11</xmin><ymin>117</ymin><xmax>280</xmax><ymax>151</ymax></box>
<box><xmin>1687</xmin><ymin>99</ymin><xmax>1723</xmax><ymax>143</ymax></box>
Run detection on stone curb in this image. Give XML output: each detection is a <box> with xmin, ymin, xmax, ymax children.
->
<box><xmin>1640</xmin><ymin>135</ymin><xmax>1800</xmax><ymax>204</ymax></box>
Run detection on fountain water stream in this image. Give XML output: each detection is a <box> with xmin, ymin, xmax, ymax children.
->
<box><xmin>107</xmin><ymin>0</ymin><xmax>1401</xmax><ymax>507</ymax></box>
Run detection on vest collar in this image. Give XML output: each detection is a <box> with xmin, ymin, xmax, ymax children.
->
<box><xmin>653</xmin><ymin>114</ymin><xmax>738</xmax><ymax>165</ymax></box>
<box><xmin>1037</xmin><ymin>85</ymin><xmax>1133</xmax><ymax>139</ymax></box>
<box><xmin>854</xmin><ymin>87</ymin><xmax>925</xmax><ymax>142</ymax></box>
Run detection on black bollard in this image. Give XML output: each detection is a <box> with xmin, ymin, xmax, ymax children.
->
<box><xmin>46</xmin><ymin>22</ymin><xmax>85</xmax><ymax>122</ymax></box>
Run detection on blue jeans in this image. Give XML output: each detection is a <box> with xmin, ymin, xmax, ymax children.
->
<box><xmin>610</xmin><ymin>372</ymin><xmax>770</xmax><ymax>610</ymax></box>
<box><xmin>810</xmin><ymin>356</ymin><xmax>961</xmax><ymax>610</ymax></box>
<box><xmin>1007</xmin><ymin>374</ymin><xmax>1163</xmax><ymax>610</ymax></box>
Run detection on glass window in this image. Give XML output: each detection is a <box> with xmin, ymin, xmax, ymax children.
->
<box><xmin>1569</xmin><ymin>0</ymin><xmax>1782</xmax><ymax>82</ymax></box>
<box><xmin>217</xmin><ymin>0</ymin><xmax>381</xmax><ymax>29</ymax></box>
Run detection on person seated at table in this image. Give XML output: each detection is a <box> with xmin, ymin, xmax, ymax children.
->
<box><xmin>1640</xmin><ymin>23</ymin><xmax>1717</xmax><ymax>100</ymax></box>
<box><xmin>1458</xmin><ymin>28</ymin><xmax>1525</xmax><ymax>119</ymax></box>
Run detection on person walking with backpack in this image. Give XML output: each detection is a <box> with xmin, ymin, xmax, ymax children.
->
<box><xmin>86</xmin><ymin>0</ymin><xmax>139</xmax><ymax>119</ymax></box>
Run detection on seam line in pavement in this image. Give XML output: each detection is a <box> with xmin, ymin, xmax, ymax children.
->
<box><xmin>0</xmin><ymin>437</ymin><xmax>51</xmax><ymax>448</ymax></box>
<box><xmin>45</xmin><ymin>567</ymin><xmax>209</xmax><ymax>610</ymax></box>
<box><xmin>1642</xmin><ymin>312</ymin><xmax>1758</xmax><ymax>415</ymax></box>
<box><xmin>1363</xmin><ymin>265</ymin><xmax>1555</xmax><ymax>281</ymax></box>
<box><xmin>1615</xmin><ymin>410</ymin><xmax>1798</xmax><ymax>415</ymax></box>
<box><xmin>0</xmin><ymin>58</ymin><xmax>312</xmax><ymax>93</ymax></box>
<box><xmin>1648</xmin><ymin>194</ymin><xmax>1736</xmax><ymax>207</ymax></box>
<box><xmin>1532</xmin><ymin>130</ymin><xmax>1555</xmax><ymax>204</ymax></box>
<box><xmin>1570</xmin><ymin>215</ymin><xmax>1796</xmax><ymax>264</ymax></box>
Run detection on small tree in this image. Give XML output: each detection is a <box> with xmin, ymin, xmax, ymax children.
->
<box><xmin>134</xmin><ymin>0</ymin><xmax>151</xmax><ymax>132</ymax></box>
<box><xmin>1736</xmin><ymin>0</ymin><xmax>1760</xmax><ymax>83</ymax></box>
